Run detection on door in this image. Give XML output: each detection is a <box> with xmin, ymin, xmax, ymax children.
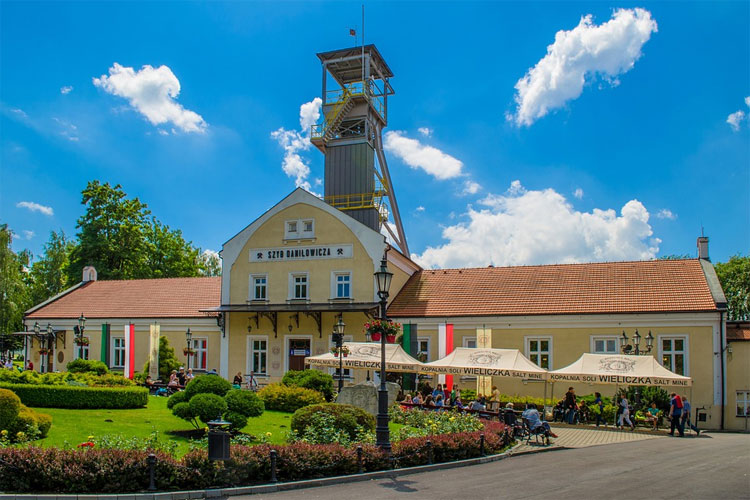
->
<box><xmin>288</xmin><ymin>339</ymin><xmax>311</xmax><ymax>371</ymax></box>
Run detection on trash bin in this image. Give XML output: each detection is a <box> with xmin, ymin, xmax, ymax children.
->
<box><xmin>207</xmin><ymin>419</ymin><xmax>231</xmax><ymax>461</ymax></box>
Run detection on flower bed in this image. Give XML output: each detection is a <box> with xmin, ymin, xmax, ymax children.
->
<box><xmin>0</xmin><ymin>383</ymin><xmax>148</xmax><ymax>409</ymax></box>
<box><xmin>0</xmin><ymin>421</ymin><xmax>512</xmax><ymax>493</ymax></box>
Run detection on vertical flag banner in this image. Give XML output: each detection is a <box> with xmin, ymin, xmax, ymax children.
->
<box><xmin>100</xmin><ymin>323</ymin><xmax>110</xmax><ymax>367</ymax></box>
<box><xmin>477</xmin><ymin>326</ymin><xmax>493</xmax><ymax>395</ymax></box>
<box><xmin>149</xmin><ymin>324</ymin><xmax>160</xmax><ymax>380</ymax></box>
<box><xmin>401</xmin><ymin>323</ymin><xmax>418</xmax><ymax>391</ymax></box>
<box><xmin>438</xmin><ymin>323</ymin><xmax>454</xmax><ymax>387</ymax></box>
<box><xmin>124</xmin><ymin>324</ymin><xmax>135</xmax><ymax>379</ymax></box>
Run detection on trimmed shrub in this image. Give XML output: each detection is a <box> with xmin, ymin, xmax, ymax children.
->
<box><xmin>189</xmin><ymin>393</ymin><xmax>228</xmax><ymax>425</ymax></box>
<box><xmin>166</xmin><ymin>389</ymin><xmax>187</xmax><ymax>409</ymax></box>
<box><xmin>258</xmin><ymin>383</ymin><xmax>325</xmax><ymax>413</ymax></box>
<box><xmin>282</xmin><ymin>369</ymin><xmax>334</xmax><ymax>401</ymax></box>
<box><xmin>225</xmin><ymin>389</ymin><xmax>264</xmax><ymax>418</ymax></box>
<box><xmin>172</xmin><ymin>402</ymin><xmax>193</xmax><ymax>420</ymax></box>
<box><xmin>66</xmin><ymin>359</ymin><xmax>109</xmax><ymax>375</ymax></box>
<box><xmin>224</xmin><ymin>411</ymin><xmax>248</xmax><ymax>431</ymax></box>
<box><xmin>0</xmin><ymin>369</ymin><xmax>134</xmax><ymax>387</ymax></box>
<box><xmin>291</xmin><ymin>403</ymin><xmax>374</xmax><ymax>439</ymax></box>
<box><xmin>183</xmin><ymin>375</ymin><xmax>233</xmax><ymax>399</ymax></box>
<box><xmin>0</xmin><ymin>383</ymin><xmax>148</xmax><ymax>409</ymax></box>
<box><xmin>0</xmin><ymin>388</ymin><xmax>21</xmax><ymax>430</ymax></box>
<box><xmin>143</xmin><ymin>336</ymin><xmax>181</xmax><ymax>382</ymax></box>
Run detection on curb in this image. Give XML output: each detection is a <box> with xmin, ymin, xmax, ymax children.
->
<box><xmin>1</xmin><ymin>442</ymin><xmax>567</xmax><ymax>500</ymax></box>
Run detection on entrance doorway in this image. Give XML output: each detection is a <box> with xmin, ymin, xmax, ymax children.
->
<box><xmin>288</xmin><ymin>338</ymin><xmax>311</xmax><ymax>371</ymax></box>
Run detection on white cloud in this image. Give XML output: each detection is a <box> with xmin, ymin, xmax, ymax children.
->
<box><xmin>384</xmin><ymin>131</ymin><xmax>463</xmax><ymax>180</ymax></box>
<box><xmin>271</xmin><ymin>97</ymin><xmax>323</xmax><ymax>192</ymax></box>
<box><xmin>60</xmin><ymin>86</ymin><xmax>73</xmax><ymax>95</ymax></box>
<box><xmin>16</xmin><ymin>201</ymin><xmax>54</xmax><ymax>216</ymax></box>
<box><xmin>21</xmin><ymin>230</ymin><xmax>35</xmax><ymax>240</ymax></box>
<box><xmin>727</xmin><ymin>110</ymin><xmax>746</xmax><ymax>131</ymax></box>
<box><xmin>93</xmin><ymin>63</ymin><xmax>207</xmax><ymax>133</ymax></box>
<box><xmin>415</xmin><ymin>206</ymin><xmax>425</xmax><ymax>213</ymax></box>
<box><xmin>573</xmin><ymin>188</ymin><xmax>584</xmax><ymax>199</ymax></box>
<box><xmin>512</xmin><ymin>8</ymin><xmax>657</xmax><ymax>126</ymax></box>
<box><xmin>418</xmin><ymin>127</ymin><xmax>433</xmax><ymax>137</ymax></box>
<box><xmin>462</xmin><ymin>180</ymin><xmax>480</xmax><ymax>195</ymax></box>
<box><xmin>656</xmin><ymin>209</ymin><xmax>676</xmax><ymax>220</ymax></box>
<box><xmin>53</xmin><ymin>117</ymin><xmax>79</xmax><ymax>141</ymax></box>
<box><xmin>414</xmin><ymin>180</ymin><xmax>659</xmax><ymax>268</ymax></box>
<box><xmin>11</xmin><ymin>108</ymin><xmax>28</xmax><ymax>119</ymax></box>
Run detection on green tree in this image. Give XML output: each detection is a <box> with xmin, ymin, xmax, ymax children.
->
<box><xmin>198</xmin><ymin>250</ymin><xmax>221</xmax><ymax>277</ymax></box>
<box><xmin>0</xmin><ymin>225</ymin><xmax>30</xmax><ymax>349</ymax></box>
<box><xmin>143</xmin><ymin>336</ymin><xmax>182</xmax><ymax>381</ymax></box>
<box><xmin>144</xmin><ymin>219</ymin><xmax>202</xmax><ymax>278</ymax></box>
<box><xmin>68</xmin><ymin>181</ymin><xmax>151</xmax><ymax>281</ymax></box>
<box><xmin>28</xmin><ymin>230</ymin><xmax>75</xmax><ymax>305</ymax></box>
<box><xmin>715</xmin><ymin>255</ymin><xmax>750</xmax><ymax>321</ymax></box>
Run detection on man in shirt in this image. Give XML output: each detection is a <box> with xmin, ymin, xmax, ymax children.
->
<box><xmin>522</xmin><ymin>403</ymin><xmax>558</xmax><ymax>440</ymax></box>
<box><xmin>669</xmin><ymin>392</ymin><xmax>685</xmax><ymax>437</ymax></box>
<box><xmin>680</xmin><ymin>396</ymin><xmax>700</xmax><ymax>436</ymax></box>
<box><xmin>564</xmin><ymin>387</ymin><xmax>577</xmax><ymax>424</ymax></box>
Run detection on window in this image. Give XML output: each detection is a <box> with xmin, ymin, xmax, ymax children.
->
<box><xmin>290</xmin><ymin>273</ymin><xmax>309</xmax><ymax>300</ymax></box>
<box><xmin>286</xmin><ymin>221</ymin><xmax>298</xmax><ymax>238</ymax></box>
<box><xmin>526</xmin><ymin>336</ymin><xmax>552</xmax><ymax>369</ymax></box>
<box><xmin>417</xmin><ymin>337</ymin><xmax>431</xmax><ymax>361</ymax></box>
<box><xmin>302</xmin><ymin>219</ymin><xmax>314</xmax><ymax>238</ymax></box>
<box><xmin>248</xmin><ymin>336</ymin><xmax>268</xmax><ymax>376</ymax></box>
<box><xmin>112</xmin><ymin>337</ymin><xmax>125</xmax><ymax>368</ymax></box>
<box><xmin>75</xmin><ymin>338</ymin><xmax>90</xmax><ymax>360</ymax></box>
<box><xmin>737</xmin><ymin>391</ymin><xmax>750</xmax><ymax>417</ymax></box>
<box><xmin>333</xmin><ymin>272</ymin><xmax>351</xmax><ymax>299</ymax></box>
<box><xmin>463</xmin><ymin>337</ymin><xmax>477</xmax><ymax>348</ymax></box>
<box><xmin>191</xmin><ymin>338</ymin><xmax>208</xmax><ymax>371</ymax></box>
<box><xmin>285</xmin><ymin>218</ymin><xmax>315</xmax><ymax>239</ymax></box>
<box><xmin>250</xmin><ymin>274</ymin><xmax>267</xmax><ymax>301</ymax></box>
<box><xmin>591</xmin><ymin>336</ymin><xmax>619</xmax><ymax>354</ymax></box>
<box><xmin>659</xmin><ymin>336</ymin><xmax>689</xmax><ymax>376</ymax></box>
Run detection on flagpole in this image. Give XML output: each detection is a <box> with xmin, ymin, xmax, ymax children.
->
<box><xmin>361</xmin><ymin>4</ymin><xmax>365</xmax><ymax>88</ymax></box>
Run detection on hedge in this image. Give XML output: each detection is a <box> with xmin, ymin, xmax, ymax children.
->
<box><xmin>0</xmin><ymin>421</ymin><xmax>512</xmax><ymax>493</ymax></box>
<box><xmin>291</xmin><ymin>403</ymin><xmax>375</xmax><ymax>439</ymax></box>
<box><xmin>0</xmin><ymin>383</ymin><xmax>148</xmax><ymax>409</ymax></box>
<box><xmin>258</xmin><ymin>383</ymin><xmax>325</xmax><ymax>413</ymax></box>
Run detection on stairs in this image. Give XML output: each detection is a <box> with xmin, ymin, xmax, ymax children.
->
<box><xmin>322</xmin><ymin>89</ymin><xmax>355</xmax><ymax>141</ymax></box>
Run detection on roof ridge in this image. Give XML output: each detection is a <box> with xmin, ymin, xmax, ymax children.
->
<box><xmin>418</xmin><ymin>259</ymin><xmax>699</xmax><ymax>273</ymax></box>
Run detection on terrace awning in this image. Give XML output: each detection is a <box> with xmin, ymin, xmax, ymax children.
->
<box><xmin>305</xmin><ymin>342</ymin><xmax>423</xmax><ymax>373</ymax></box>
<box><xmin>549</xmin><ymin>353</ymin><xmax>692</xmax><ymax>387</ymax></box>
<box><xmin>420</xmin><ymin>348</ymin><xmax>548</xmax><ymax>381</ymax></box>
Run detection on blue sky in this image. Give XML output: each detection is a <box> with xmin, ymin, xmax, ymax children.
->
<box><xmin>1</xmin><ymin>1</ymin><xmax>748</xmax><ymax>269</ymax></box>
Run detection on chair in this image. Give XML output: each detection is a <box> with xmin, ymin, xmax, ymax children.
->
<box><xmin>503</xmin><ymin>410</ymin><xmax>525</xmax><ymax>439</ymax></box>
<box><xmin>522</xmin><ymin>417</ymin><xmax>549</xmax><ymax>445</ymax></box>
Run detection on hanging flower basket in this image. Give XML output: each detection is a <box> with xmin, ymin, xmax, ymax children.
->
<box><xmin>74</xmin><ymin>337</ymin><xmax>90</xmax><ymax>346</ymax></box>
<box><xmin>183</xmin><ymin>348</ymin><xmax>196</xmax><ymax>356</ymax></box>
<box><xmin>330</xmin><ymin>346</ymin><xmax>350</xmax><ymax>357</ymax></box>
<box><xmin>364</xmin><ymin>320</ymin><xmax>401</xmax><ymax>344</ymax></box>
<box><xmin>38</xmin><ymin>348</ymin><xmax>49</xmax><ymax>356</ymax></box>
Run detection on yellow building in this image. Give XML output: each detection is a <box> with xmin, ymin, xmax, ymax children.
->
<box><xmin>726</xmin><ymin>322</ymin><xmax>750</xmax><ymax>431</ymax></box>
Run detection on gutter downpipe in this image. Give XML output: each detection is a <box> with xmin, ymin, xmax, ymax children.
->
<box><xmin>720</xmin><ymin>309</ymin><xmax>725</xmax><ymax>430</ymax></box>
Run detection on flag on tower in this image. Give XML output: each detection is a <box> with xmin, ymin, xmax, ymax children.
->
<box><xmin>349</xmin><ymin>28</ymin><xmax>356</xmax><ymax>37</ymax></box>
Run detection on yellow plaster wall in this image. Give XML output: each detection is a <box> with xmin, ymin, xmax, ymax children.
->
<box><xmin>229</xmin><ymin>204</ymin><xmax>382</xmax><ymax>304</ymax></box>
<box><xmin>726</xmin><ymin>340</ymin><xmax>750</xmax><ymax>431</ymax></box>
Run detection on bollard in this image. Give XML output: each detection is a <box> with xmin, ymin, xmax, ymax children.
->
<box><xmin>426</xmin><ymin>440</ymin><xmax>433</xmax><ymax>465</ymax></box>
<box><xmin>270</xmin><ymin>449</ymin><xmax>278</xmax><ymax>483</ymax></box>
<box><xmin>479</xmin><ymin>433</ymin><xmax>485</xmax><ymax>456</ymax></box>
<box><xmin>147</xmin><ymin>453</ymin><xmax>157</xmax><ymax>491</ymax></box>
<box><xmin>356</xmin><ymin>445</ymin><xmax>364</xmax><ymax>474</ymax></box>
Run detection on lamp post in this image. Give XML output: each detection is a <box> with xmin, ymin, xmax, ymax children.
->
<box><xmin>374</xmin><ymin>254</ymin><xmax>393</xmax><ymax>452</ymax></box>
<box><xmin>332</xmin><ymin>316</ymin><xmax>346</xmax><ymax>393</ymax></box>
<box><xmin>619</xmin><ymin>329</ymin><xmax>655</xmax><ymax>408</ymax></box>
<box><xmin>75</xmin><ymin>313</ymin><xmax>86</xmax><ymax>359</ymax></box>
<box><xmin>185</xmin><ymin>328</ymin><xmax>193</xmax><ymax>370</ymax></box>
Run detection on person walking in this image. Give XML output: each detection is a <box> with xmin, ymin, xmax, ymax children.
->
<box><xmin>669</xmin><ymin>392</ymin><xmax>685</xmax><ymax>437</ymax></box>
<box><xmin>618</xmin><ymin>395</ymin><xmax>635</xmax><ymax>431</ymax></box>
<box><xmin>594</xmin><ymin>392</ymin><xmax>606</xmax><ymax>427</ymax></box>
<box><xmin>564</xmin><ymin>387</ymin><xmax>577</xmax><ymax>424</ymax></box>
<box><xmin>680</xmin><ymin>395</ymin><xmax>700</xmax><ymax>436</ymax></box>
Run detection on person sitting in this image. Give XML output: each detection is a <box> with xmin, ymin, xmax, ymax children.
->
<box><xmin>412</xmin><ymin>393</ymin><xmax>423</xmax><ymax>405</ymax></box>
<box><xmin>233</xmin><ymin>372</ymin><xmax>243</xmax><ymax>389</ymax></box>
<box><xmin>470</xmin><ymin>398</ymin><xmax>486</xmax><ymax>411</ymax></box>
<box><xmin>434</xmin><ymin>394</ymin><xmax>445</xmax><ymax>408</ymax></box>
<box><xmin>424</xmin><ymin>395</ymin><xmax>435</xmax><ymax>407</ymax></box>
<box><xmin>167</xmin><ymin>370</ymin><xmax>180</xmax><ymax>388</ymax></box>
<box><xmin>522</xmin><ymin>403</ymin><xmax>558</xmax><ymax>439</ymax></box>
<box><xmin>432</xmin><ymin>384</ymin><xmax>443</xmax><ymax>400</ymax></box>
<box><xmin>453</xmin><ymin>397</ymin><xmax>464</xmax><ymax>410</ymax></box>
<box><xmin>645</xmin><ymin>402</ymin><xmax>661</xmax><ymax>430</ymax></box>
<box><xmin>144</xmin><ymin>375</ymin><xmax>154</xmax><ymax>387</ymax></box>
<box><xmin>185</xmin><ymin>368</ymin><xmax>195</xmax><ymax>383</ymax></box>
<box><xmin>177</xmin><ymin>367</ymin><xmax>186</xmax><ymax>386</ymax></box>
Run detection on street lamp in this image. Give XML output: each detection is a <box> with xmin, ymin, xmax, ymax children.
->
<box><xmin>332</xmin><ymin>316</ymin><xmax>346</xmax><ymax>393</ymax></box>
<box><xmin>373</xmin><ymin>254</ymin><xmax>393</xmax><ymax>453</ymax></box>
<box><xmin>620</xmin><ymin>329</ymin><xmax>654</xmax><ymax>356</ymax></box>
<box><xmin>185</xmin><ymin>328</ymin><xmax>193</xmax><ymax>369</ymax></box>
<box><xmin>75</xmin><ymin>313</ymin><xmax>86</xmax><ymax>359</ymax></box>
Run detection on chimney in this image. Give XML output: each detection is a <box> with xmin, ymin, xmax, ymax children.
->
<box><xmin>82</xmin><ymin>266</ymin><xmax>98</xmax><ymax>282</ymax></box>
<box><xmin>697</xmin><ymin>237</ymin><xmax>709</xmax><ymax>260</ymax></box>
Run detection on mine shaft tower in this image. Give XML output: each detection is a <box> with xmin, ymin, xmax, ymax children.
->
<box><xmin>311</xmin><ymin>44</ymin><xmax>409</xmax><ymax>256</ymax></box>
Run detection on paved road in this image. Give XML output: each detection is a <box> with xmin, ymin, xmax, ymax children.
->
<box><xmin>245</xmin><ymin>433</ymin><xmax>750</xmax><ymax>500</ymax></box>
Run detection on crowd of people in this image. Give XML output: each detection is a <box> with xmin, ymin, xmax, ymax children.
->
<box><xmin>400</xmin><ymin>383</ymin><xmax>504</xmax><ymax>412</ymax></box>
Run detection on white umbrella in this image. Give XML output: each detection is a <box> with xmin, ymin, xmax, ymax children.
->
<box><xmin>420</xmin><ymin>348</ymin><xmax>548</xmax><ymax>381</ymax></box>
<box><xmin>549</xmin><ymin>353</ymin><xmax>692</xmax><ymax>387</ymax></box>
<box><xmin>305</xmin><ymin>342</ymin><xmax>424</xmax><ymax>373</ymax></box>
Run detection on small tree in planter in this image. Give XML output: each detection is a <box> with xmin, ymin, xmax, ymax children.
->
<box><xmin>363</xmin><ymin>320</ymin><xmax>401</xmax><ymax>343</ymax></box>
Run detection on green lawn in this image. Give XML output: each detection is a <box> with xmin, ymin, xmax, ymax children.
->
<box><xmin>32</xmin><ymin>395</ymin><xmax>293</xmax><ymax>456</ymax></box>
<box><xmin>31</xmin><ymin>396</ymin><xmax>404</xmax><ymax>456</ymax></box>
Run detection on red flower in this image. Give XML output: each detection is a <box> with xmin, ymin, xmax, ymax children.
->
<box><xmin>77</xmin><ymin>441</ymin><xmax>95</xmax><ymax>448</ymax></box>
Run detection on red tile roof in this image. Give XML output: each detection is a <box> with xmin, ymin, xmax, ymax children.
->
<box><xmin>25</xmin><ymin>277</ymin><xmax>221</xmax><ymax>319</ymax></box>
<box><xmin>388</xmin><ymin>260</ymin><xmax>719</xmax><ymax>318</ymax></box>
<box><xmin>727</xmin><ymin>323</ymin><xmax>750</xmax><ymax>341</ymax></box>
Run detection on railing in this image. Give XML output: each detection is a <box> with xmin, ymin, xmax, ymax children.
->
<box><xmin>311</xmin><ymin>80</ymin><xmax>385</xmax><ymax>141</ymax></box>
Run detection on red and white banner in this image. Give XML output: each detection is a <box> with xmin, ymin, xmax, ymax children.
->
<box><xmin>437</xmin><ymin>323</ymin><xmax>454</xmax><ymax>388</ymax></box>
<box><xmin>124</xmin><ymin>324</ymin><xmax>135</xmax><ymax>379</ymax></box>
